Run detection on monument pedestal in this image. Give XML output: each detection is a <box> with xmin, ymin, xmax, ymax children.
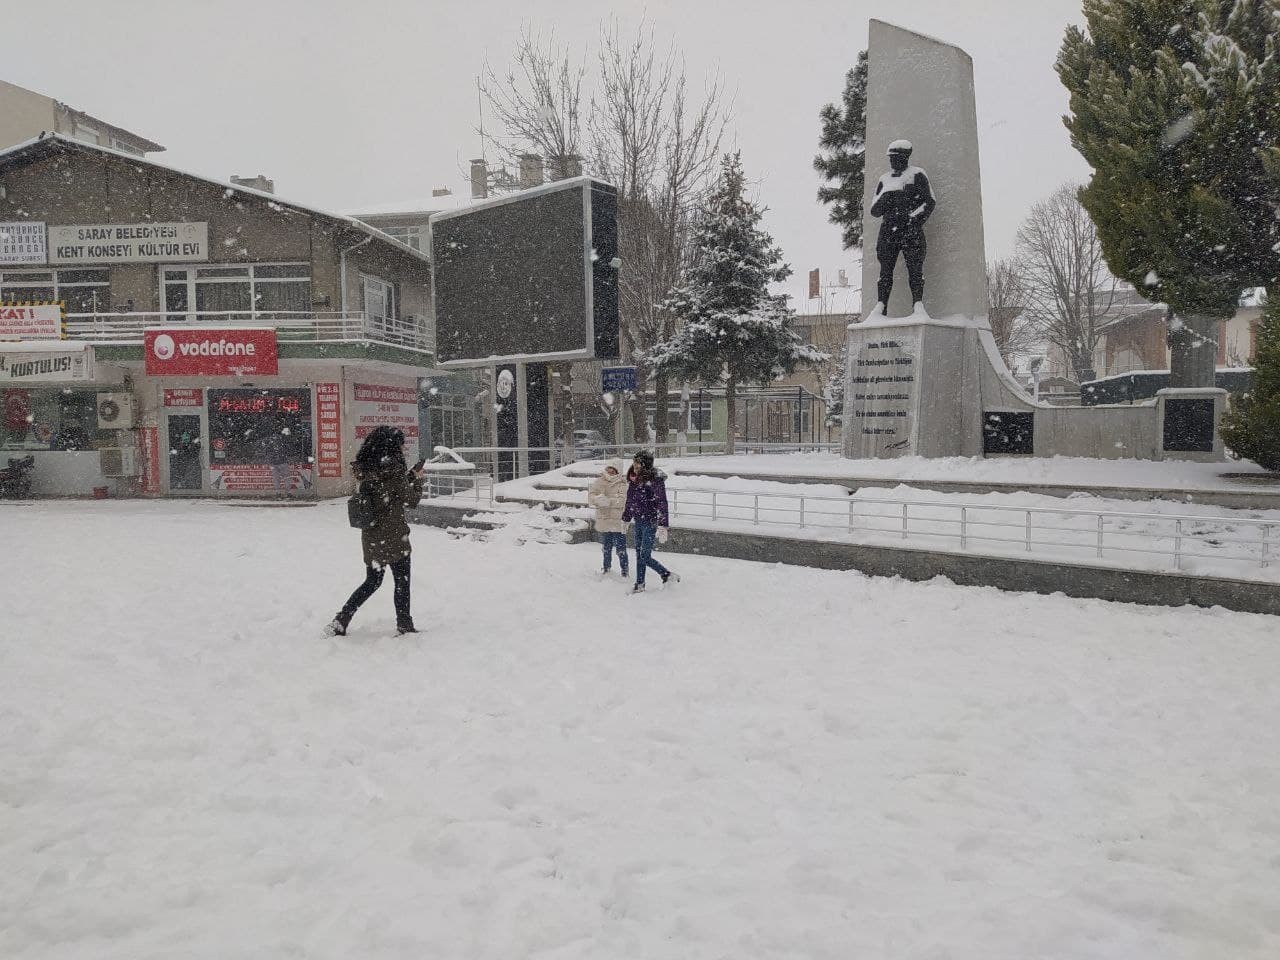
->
<box><xmin>843</xmin><ymin>313</ymin><xmax>1032</xmax><ymax>460</ymax></box>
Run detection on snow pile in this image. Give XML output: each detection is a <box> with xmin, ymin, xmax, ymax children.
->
<box><xmin>3</xmin><ymin>501</ymin><xmax>1280</xmax><ymax>958</ymax></box>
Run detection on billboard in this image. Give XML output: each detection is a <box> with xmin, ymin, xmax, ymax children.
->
<box><xmin>145</xmin><ymin>328</ymin><xmax>279</xmax><ymax>377</ymax></box>
<box><xmin>430</xmin><ymin>177</ymin><xmax>619</xmax><ymax>367</ymax></box>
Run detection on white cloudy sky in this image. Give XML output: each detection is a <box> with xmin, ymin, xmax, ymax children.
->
<box><xmin>8</xmin><ymin>0</ymin><xmax>1091</xmax><ymax>304</ymax></box>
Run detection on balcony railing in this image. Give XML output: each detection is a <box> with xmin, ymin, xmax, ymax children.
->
<box><xmin>62</xmin><ymin>311</ymin><xmax>433</xmax><ymax>354</ymax></box>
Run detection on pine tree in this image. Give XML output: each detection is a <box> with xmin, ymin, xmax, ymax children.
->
<box><xmin>814</xmin><ymin>51</ymin><xmax>868</xmax><ymax>250</ymax></box>
<box><xmin>1222</xmin><ymin>295</ymin><xmax>1280</xmax><ymax>469</ymax></box>
<box><xmin>1057</xmin><ymin>0</ymin><xmax>1280</xmax><ymax>387</ymax></box>
<box><xmin>648</xmin><ymin>153</ymin><xmax>826</xmax><ymax>455</ymax></box>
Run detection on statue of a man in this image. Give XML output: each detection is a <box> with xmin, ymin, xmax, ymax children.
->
<box><xmin>870</xmin><ymin>139</ymin><xmax>936</xmax><ymax>315</ymax></box>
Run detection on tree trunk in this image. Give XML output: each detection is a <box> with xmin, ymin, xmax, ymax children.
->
<box><xmin>653</xmin><ymin>369</ymin><xmax>670</xmax><ymax>451</ymax></box>
<box><xmin>1169</xmin><ymin>312</ymin><xmax>1219</xmax><ymax>389</ymax></box>
<box><xmin>724</xmin><ymin>376</ymin><xmax>737</xmax><ymax>456</ymax></box>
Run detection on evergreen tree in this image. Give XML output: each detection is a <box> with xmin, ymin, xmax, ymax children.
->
<box><xmin>1222</xmin><ymin>295</ymin><xmax>1280</xmax><ymax>469</ymax></box>
<box><xmin>1057</xmin><ymin>0</ymin><xmax>1280</xmax><ymax>387</ymax></box>
<box><xmin>649</xmin><ymin>153</ymin><xmax>825</xmax><ymax>455</ymax></box>
<box><xmin>814</xmin><ymin>51</ymin><xmax>869</xmax><ymax>250</ymax></box>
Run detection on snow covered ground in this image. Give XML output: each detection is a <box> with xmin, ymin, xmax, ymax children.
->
<box><xmin>3</xmin><ymin>500</ymin><xmax>1280</xmax><ymax>959</ymax></box>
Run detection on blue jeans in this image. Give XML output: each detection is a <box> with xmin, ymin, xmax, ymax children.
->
<box><xmin>601</xmin><ymin>531</ymin><xmax>628</xmax><ymax>572</ymax></box>
<box><xmin>633</xmin><ymin>522</ymin><xmax>670</xmax><ymax>586</ymax></box>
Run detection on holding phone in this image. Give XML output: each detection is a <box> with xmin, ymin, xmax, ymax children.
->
<box><xmin>411</xmin><ymin>457</ymin><xmax>427</xmax><ymax>476</ymax></box>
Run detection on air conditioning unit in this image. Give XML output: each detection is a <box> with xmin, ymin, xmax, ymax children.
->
<box><xmin>97</xmin><ymin>392</ymin><xmax>135</xmax><ymax>429</ymax></box>
<box><xmin>100</xmin><ymin>447</ymin><xmax>138</xmax><ymax>477</ymax></box>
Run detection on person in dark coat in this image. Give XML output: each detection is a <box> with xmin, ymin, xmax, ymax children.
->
<box><xmin>621</xmin><ymin>450</ymin><xmax>679</xmax><ymax>593</ymax></box>
<box><xmin>328</xmin><ymin>427</ymin><xmax>425</xmax><ymax>636</ymax></box>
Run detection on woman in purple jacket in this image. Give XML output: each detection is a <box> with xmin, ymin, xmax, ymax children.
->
<box><xmin>621</xmin><ymin>450</ymin><xmax>680</xmax><ymax>593</ymax></box>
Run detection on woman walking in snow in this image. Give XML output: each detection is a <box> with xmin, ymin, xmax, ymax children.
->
<box><xmin>328</xmin><ymin>426</ymin><xmax>425</xmax><ymax>636</ymax></box>
<box><xmin>588</xmin><ymin>459</ymin><xmax>629</xmax><ymax>578</ymax></box>
<box><xmin>621</xmin><ymin>450</ymin><xmax>679</xmax><ymax>593</ymax></box>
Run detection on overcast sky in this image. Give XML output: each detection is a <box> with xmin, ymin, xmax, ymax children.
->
<box><xmin>8</xmin><ymin>0</ymin><xmax>1091</xmax><ymax>306</ymax></box>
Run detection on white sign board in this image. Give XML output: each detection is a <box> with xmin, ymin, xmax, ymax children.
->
<box><xmin>0</xmin><ymin>222</ymin><xmax>47</xmax><ymax>265</ymax></box>
<box><xmin>0</xmin><ymin>346</ymin><xmax>95</xmax><ymax>383</ymax></box>
<box><xmin>48</xmin><ymin>222</ymin><xmax>208</xmax><ymax>264</ymax></box>
<box><xmin>352</xmin><ymin>382</ymin><xmax>420</xmax><ymax>464</ymax></box>
<box><xmin>0</xmin><ymin>304</ymin><xmax>62</xmax><ymax>341</ymax></box>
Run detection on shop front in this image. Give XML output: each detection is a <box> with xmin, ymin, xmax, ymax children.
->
<box><xmin>132</xmin><ymin>326</ymin><xmax>423</xmax><ymax>497</ymax></box>
<box><xmin>0</xmin><ymin>339</ymin><xmax>134</xmax><ymax>496</ymax></box>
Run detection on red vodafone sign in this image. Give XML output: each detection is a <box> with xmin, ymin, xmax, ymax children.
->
<box><xmin>144</xmin><ymin>328</ymin><xmax>278</xmax><ymax>376</ymax></box>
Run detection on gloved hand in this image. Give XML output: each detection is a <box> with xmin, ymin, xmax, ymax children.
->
<box><xmin>657</xmin><ymin>527</ymin><xmax>669</xmax><ymax>544</ymax></box>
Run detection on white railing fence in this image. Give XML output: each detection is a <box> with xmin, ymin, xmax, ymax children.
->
<box><xmin>63</xmin><ymin>310</ymin><xmax>432</xmax><ymax>352</ymax></box>
<box><xmin>665</xmin><ymin>488</ymin><xmax>1276</xmax><ymax>577</ymax></box>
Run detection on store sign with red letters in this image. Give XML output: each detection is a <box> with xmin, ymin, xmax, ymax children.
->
<box><xmin>316</xmin><ymin>383</ymin><xmax>342</xmax><ymax>479</ymax></box>
<box><xmin>353</xmin><ymin>382</ymin><xmax>419</xmax><ymax>462</ymax></box>
<box><xmin>144</xmin><ymin>328</ymin><xmax>278</xmax><ymax>376</ymax></box>
<box><xmin>163</xmin><ymin>388</ymin><xmax>204</xmax><ymax>407</ymax></box>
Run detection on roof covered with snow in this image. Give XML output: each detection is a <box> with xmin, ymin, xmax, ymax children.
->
<box><xmin>0</xmin><ymin>134</ymin><xmax>429</xmax><ymax>263</ymax></box>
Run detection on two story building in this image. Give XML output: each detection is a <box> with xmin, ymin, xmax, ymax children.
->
<box><xmin>0</xmin><ymin>134</ymin><xmax>432</xmax><ymax>498</ymax></box>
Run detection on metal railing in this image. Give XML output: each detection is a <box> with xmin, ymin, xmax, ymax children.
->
<box><xmin>63</xmin><ymin>310</ymin><xmax>432</xmax><ymax>353</ymax></box>
<box><xmin>663</xmin><ymin>488</ymin><xmax>1277</xmax><ymax>579</ymax></box>
<box><xmin>420</xmin><ymin>450</ymin><xmax>1276</xmax><ymax>579</ymax></box>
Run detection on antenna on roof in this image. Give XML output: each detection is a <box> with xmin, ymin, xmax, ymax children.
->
<box><xmin>477</xmin><ymin>76</ymin><xmax>487</xmax><ymax>166</ymax></box>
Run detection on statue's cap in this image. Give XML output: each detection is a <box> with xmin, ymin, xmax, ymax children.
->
<box><xmin>887</xmin><ymin>139</ymin><xmax>914</xmax><ymax>155</ymax></box>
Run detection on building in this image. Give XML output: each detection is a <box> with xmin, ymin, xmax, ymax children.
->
<box><xmin>0</xmin><ymin>134</ymin><xmax>432</xmax><ymax>498</ymax></box>
<box><xmin>0</xmin><ymin>79</ymin><xmax>164</xmax><ymax>156</ymax></box>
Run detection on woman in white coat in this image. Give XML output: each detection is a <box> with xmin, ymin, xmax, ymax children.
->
<box><xmin>587</xmin><ymin>459</ymin><xmax>629</xmax><ymax>577</ymax></box>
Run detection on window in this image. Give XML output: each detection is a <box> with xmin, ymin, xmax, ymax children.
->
<box><xmin>0</xmin><ymin>269</ymin><xmax>110</xmax><ymax>314</ymax></box>
<box><xmin>361</xmin><ymin>274</ymin><xmax>396</xmax><ymax>323</ymax></box>
<box><xmin>72</xmin><ymin>122</ymin><xmax>102</xmax><ymax>145</ymax></box>
<box><xmin>1</xmin><ymin>388</ymin><xmax>111</xmax><ymax>451</ymax></box>
<box><xmin>643</xmin><ymin>400</ymin><xmax>713</xmax><ymax>434</ymax></box>
<box><xmin>162</xmin><ymin>263</ymin><xmax>310</xmax><ymax>319</ymax></box>
<box><xmin>206</xmin><ymin>389</ymin><xmax>313</xmax><ymax>465</ymax></box>
<box><xmin>379</xmin><ymin>225</ymin><xmax>425</xmax><ymax>252</ymax></box>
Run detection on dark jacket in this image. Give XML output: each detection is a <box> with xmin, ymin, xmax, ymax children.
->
<box><xmin>622</xmin><ymin>467</ymin><xmax>669</xmax><ymax>527</ymax></box>
<box><xmin>356</xmin><ymin>461</ymin><xmax>424</xmax><ymax>566</ymax></box>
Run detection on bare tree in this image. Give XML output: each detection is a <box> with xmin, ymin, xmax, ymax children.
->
<box><xmin>985</xmin><ymin>258</ymin><xmax>1034</xmax><ymax>365</ymax></box>
<box><xmin>480</xmin><ymin>22</ymin><xmax>727</xmax><ymax>444</ymax></box>
<box><xmin>479</xmin><ymin>28</ymin><xmax>585</xmax><ymax>168</ymax></box>
<box><xmin>1015</xmin><ymin>185</ymin><xmax>1126</xmax><ymax>382</ymax></box>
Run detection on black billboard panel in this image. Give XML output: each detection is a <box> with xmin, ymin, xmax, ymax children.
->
<box><xmin>431</xmin><ymin>178</ymin><xmax>620</xmax><ymax>366</ymax></box>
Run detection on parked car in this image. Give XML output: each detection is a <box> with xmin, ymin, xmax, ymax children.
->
<box><xmin>555</xmin><ymin>429</ymin><xmax>611</xmax><ymax>462</ymax></box>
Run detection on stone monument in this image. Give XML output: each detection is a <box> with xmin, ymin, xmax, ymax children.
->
<box><xmin>841</xmin><ymin>20</ymin><xmax>1226</xmax><ymax>463</ymax></box>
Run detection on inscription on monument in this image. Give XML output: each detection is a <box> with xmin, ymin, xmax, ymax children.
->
<box><xmin>848</xmin><ymin>333</ymin><xmax>919</xmax><ymax>453</ymax></box>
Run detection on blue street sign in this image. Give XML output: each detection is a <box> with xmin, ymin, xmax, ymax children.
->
<box><xmin>601</xmin><ymin>365</ymin><xmax>637</xmax><ymax>392</ymax></box>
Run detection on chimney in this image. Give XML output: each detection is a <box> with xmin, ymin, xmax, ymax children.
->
<box><xmin>470</xmin><ymin>159</ymin><xmax>488</xmax><ymax>199</ymax></box>
<box><xmin>547</xmin><ymin>154</ymin><xmax>583</xmax><ymax>182</ymax></box>
<box><xmin>518</xmin><ymin>153</ymin><xmax>544</xmax><ymax>189</ymax></box>
<box><xmin>231</xmin><ymin>174</ymin><xmax>274</xmax><ymax>194</ymax></box>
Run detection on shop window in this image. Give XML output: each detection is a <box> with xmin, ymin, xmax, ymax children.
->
<box><xmin>1</xmin><ymin>388</ymin><xmax>110</xmax><ymax>451</ymax></box>
<box><xmin>207</xmin><ymin>388</ymin><xmax>313</xmax><ymax>465</ymax></box>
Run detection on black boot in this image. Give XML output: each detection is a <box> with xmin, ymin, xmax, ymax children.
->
<box><xmin>397</xmin><ymin>618</ymin><xmax>418</xmax><ymax>635</ymax></box>
<box><xmin>326</xmin><ymin>611</ymin><xmax>352</xmax><ymax>636</ymax></box>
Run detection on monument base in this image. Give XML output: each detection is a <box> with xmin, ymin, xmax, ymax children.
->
<box><xmin>841</xmin><ymin>315</ymin><xmax>1225</xmax><ymax>463</ymax></box>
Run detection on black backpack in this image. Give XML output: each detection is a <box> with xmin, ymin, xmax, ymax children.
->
<box><xmin>347</xmin><ymin>482</ymin><xmax>378</xmax><ymax>529</ymax></box>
